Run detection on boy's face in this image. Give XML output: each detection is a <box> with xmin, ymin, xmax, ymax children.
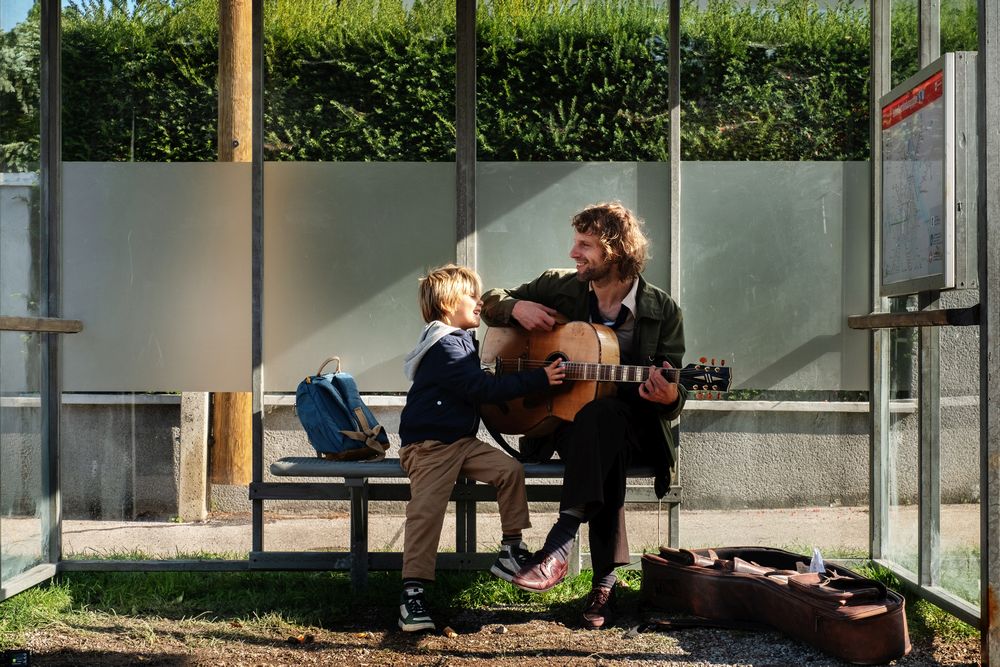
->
<box><xmin>443</xmin><ymin>290</ymin><xmax>482</xmax><ymax>330</ymax></box>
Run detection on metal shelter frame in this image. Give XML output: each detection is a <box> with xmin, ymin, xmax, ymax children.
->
<box><xmin>1</xmin><ymin>0</ymin><xmax>998</xmax><ymax>662</ymax></box>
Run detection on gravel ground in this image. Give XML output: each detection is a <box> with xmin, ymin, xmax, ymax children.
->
<box><xmin>25</xmin><ymin>598</ymin><xmax>980</xmax><ymax>666</ymax></box>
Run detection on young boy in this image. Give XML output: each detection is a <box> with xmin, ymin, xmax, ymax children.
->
<box><xmin>397</xmin><ymin>264</ymin><xmax>564</xmax><ymax>632</ymax></box>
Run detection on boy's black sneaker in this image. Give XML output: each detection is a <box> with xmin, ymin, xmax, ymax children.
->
<box><xmin>398</xmin><ymin>588</ymin><xmax>435</xmax><ymax>632</ymax></box>
<box><xmin>490</xmin><ymin>541</ymin><xmax>532</xmax><ymax>582</ymax></box>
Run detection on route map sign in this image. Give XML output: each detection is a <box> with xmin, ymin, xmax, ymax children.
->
<box><xmin>880</xmin><ymin>62</ymin><xmax>952</xmax><ymax>296</ymax></box>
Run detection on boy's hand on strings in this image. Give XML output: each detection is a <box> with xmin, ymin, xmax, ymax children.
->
<box><xmin>544</xmin><ymin>359</ymin><xmax>566</xmax><ymax>386</ymax></box>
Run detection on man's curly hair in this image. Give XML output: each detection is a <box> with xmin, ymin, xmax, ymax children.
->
<box><xmin>571</xmin><ymin>202</ymin><xmax>649</xmax><ymax>281</ymax></box>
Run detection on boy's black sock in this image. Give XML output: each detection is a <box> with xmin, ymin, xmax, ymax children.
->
<box><xmin>402</xmin><ymin>578</ymin><xmax>428</xmax><ymax>593</ymax></box>
<box><xmin>501</xmin><ymin>533</ymin><xmax>523</xmax><ymax>546</ymax></box>
<box><xmin>540</xmin><ymin>509</ymin><xmax>584</xmax><ymax>562</ymax></box>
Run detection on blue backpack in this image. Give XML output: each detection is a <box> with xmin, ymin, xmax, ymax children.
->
<box><xmin>295</xmin><ymin>357</ymin><xmax>389</xmax><ymax>461</ymax></box>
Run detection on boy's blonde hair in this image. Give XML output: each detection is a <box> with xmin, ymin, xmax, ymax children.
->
<box><xmin>418</xmin><ymin>264</ymin><xmax>483</xmax><ymax>323</ymax></box>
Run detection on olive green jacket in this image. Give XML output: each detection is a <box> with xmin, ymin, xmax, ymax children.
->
<box><xmin>481</xmin><ymin>269</ymin><xmax>686</xmax><ymax>489</ymax></box>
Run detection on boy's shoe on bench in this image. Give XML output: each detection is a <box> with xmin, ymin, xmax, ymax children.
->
<box><xmin>490</xmin><ymin>541</ymin><xmax>532</xmax><ymax>583</ymax></box>
<box><xmin>398</xmin><ymin>587</ymin><xmax>435</xmax><ymax>632</ymax></box>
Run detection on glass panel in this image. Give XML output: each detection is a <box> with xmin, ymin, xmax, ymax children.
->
<box><xmin>477</xmin><ymin>162</ymin><xmax>669</xmax><ymax>292</ymax></box>
<box><xmin>939</xmin><ymin>289</ymin><xmax>979</xmax><ymax>606</ymax></box>
<box><xmin>1</xmin><ymin>0</ymin><xmax>46</xmax><ymax>584</ymax></box>
<box><xmin>1</xmin><ymin>332</ymin><xmax>45</xmax><ymax>581</ymax></box>
<box><xmin>264</xmin><ymin>0</ymin><xmax>455</xmax><ymax>162</ymax></box>
<box><xmin>62</xmin><ymin>0</ymin><xmax>219</xmax><ymax>162</ymax></box>
<box><xmin>680</xmin><ymin>408</ymin><xmax>869</xmax><ymax>558</ymax></box>
<box><xmin>942</xmin><ymin>0</ymin><xmax>978</xmax><ymax>53</ymax></box>
<box><xmin>61</xmin><ymin>162</ymin><xmax>251</xmax><ymax>392</ymax></box>
<box><xmin>677</xmin><ymin>160</ymin><xmax>870</xmax><ymax>556</ymax></box>
<box><xmin>477</xmin><ymin>0</ymin><xmax>668</xmax><ymax>161</ymax></box>
<box><xmin>892</xmin><ymin>0</ymin><xmax>919</xmax><ymax>88</ymax></box>
<box><xmin>261</xmin><ymin>0</ymin><xmax>456</xmax><ymax>550</ymax></box>
<box><xmin>263</xmin><ymin>163</ymin><xmax>455</xmax><ymax>393</ymax></box>
<box><xmin>680</xmin><ymin>161</ymin><xmax>870</xmax><ymax>394</ymax></box>
<box><xmin>58</xmin><ymin>0</ymin><xmax>251</xmax><ymax>559</ymax></box>
<box><xmin>681</xmin><ymin>2</ymin><xmax>868</xmax><ymax>162</ymax></box>
<box><xmin>885</xmin><ymin>320</ymin><xmax>919</xmax><ymax>574</ymax></box>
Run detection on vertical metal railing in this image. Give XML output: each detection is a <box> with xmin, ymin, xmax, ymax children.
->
<box><xmin>978</xmin><ymin>0</ymin><xmax>999</xmax><ymax>662</ymax></box>
<box><xmin>917</xmin><ymin>0</ymin><xmax>942</xmax><ymax>595</ymax></box>
<box><xmin>869</xmin><ymin>0</ymin><xmax>892</xmax><ymax>566</ymax></box>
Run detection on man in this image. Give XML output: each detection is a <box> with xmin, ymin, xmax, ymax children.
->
<box><xmin>480</xmin><ymin>201</ymin><xmax>686</xmax><ymax>629</ymax></box>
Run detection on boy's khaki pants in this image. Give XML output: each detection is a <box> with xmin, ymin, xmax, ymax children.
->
<box><xmin>400</xmin><ymin>436</ymin><xmax>531</xmax><ymax>581</ymax></box>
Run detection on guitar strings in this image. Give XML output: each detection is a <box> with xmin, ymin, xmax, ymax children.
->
<box><xmin>493</xmin><ymin>359</ymin><xmax>681</xmax><ymax>381</ymax></box>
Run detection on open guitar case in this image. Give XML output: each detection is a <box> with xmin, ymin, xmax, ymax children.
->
<box><xmin>639</xmin><ymin>546</ymin><xmax>911</xmax><ymax>665</ymax></box>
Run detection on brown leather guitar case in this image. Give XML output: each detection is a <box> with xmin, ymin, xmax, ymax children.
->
<box><xmin>640</xmin><ymin>546</ymin><xmax>911</xmax><ymax>665</ymax></box>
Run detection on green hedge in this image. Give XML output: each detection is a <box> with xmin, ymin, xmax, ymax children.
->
<box><xmin>0</xmin><ymin>0</ymin><xmax>980</xmax><ymax>168</ymax></box>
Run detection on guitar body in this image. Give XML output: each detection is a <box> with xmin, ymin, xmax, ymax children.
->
<box><xmin>480</xmin><ymin>322</ymin><xmax>619</xmax><ymax>436</ymax></box>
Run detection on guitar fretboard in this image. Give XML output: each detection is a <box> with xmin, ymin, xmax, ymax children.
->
<box><xmin>500</xmin><ymin>360</ymin><xmax>680</xmax><ymax>384</ymax></box>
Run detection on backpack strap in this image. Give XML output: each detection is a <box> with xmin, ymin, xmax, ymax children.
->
<box><xmin>340</xmin><ymin>408</ymin><xmax>388</xmax><ymax>461</ymax></box>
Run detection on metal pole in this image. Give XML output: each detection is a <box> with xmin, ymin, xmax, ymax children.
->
<box><xmin>916</xmin><ymin>0</ymin><xmax>942</xmax><ymax>592</ymax></box>
<box><xmin>39</xmin><ymin>0</ymin><xmax>63</xmax><ymax>568</ymax></box>
<box><xmin>919</xmin><ymin>0</ymin><xmax>941</xmax><ymax>65</ymax></box>
<box><xmin>456</xmin><ymin>0</ymin><xmax>476</xmax><ymax>268</ymax></box>
<box><xmin>978</xmin><ymin>0</ymin><xmax>999</xmax><ymax>661</ymax></box>
<box><xmin>666</xmin><ymin>0</ymin><xmax>681</xmax><ymax>551</ymax></box>
<box><xmin>869</xmin><ymin>0</ymin><xmax>891</xmax><ymax>563</ymax></box>
<box><xmin>250</xmin><ymin>0</ymin><xmax>264</xmax><ymax>553</ymax></box>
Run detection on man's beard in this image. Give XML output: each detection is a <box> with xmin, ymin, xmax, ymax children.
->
<box><xmin>575</xmin><ymin>262</ymin><xmax>612</xmax><ymax>283</ymax></box>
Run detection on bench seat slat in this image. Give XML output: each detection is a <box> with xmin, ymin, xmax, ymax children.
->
<box><xmin>270</xmin><ymin>456</ymin><xmax>654</xmax><ymax>479</ymax></box>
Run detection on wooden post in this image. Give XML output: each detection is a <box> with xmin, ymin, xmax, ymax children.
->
<box><xmin>210</xmin><ymin>0</ymin><xmax>253</xmax><ymax>485</ymax></box>
<box><xmin>218</xmin><ymin>0</ymin><xmax>252</xmax><ymax>162</ymax></box>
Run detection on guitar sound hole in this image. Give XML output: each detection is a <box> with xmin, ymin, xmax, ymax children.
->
<box><xmin>546</xmin><ymin>352</ymin><xmax>569</xmax><ymax>365</ymax></box>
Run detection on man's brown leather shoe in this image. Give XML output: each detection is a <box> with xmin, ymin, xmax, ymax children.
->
<box><xmin>581</xmin><ymin>585</ymin><xmax>615</xmax><ymax>629</ymax></box>
<box><xmin>511</xmin><ymin>551</ymin><xmax>568</xmax><ymax>592</ymax></box>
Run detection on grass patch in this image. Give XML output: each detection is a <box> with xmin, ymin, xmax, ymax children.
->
<box><xmin>854</xmin><ymin>562</ymin><xmax>979</xmax><ymax>643</ymax></box>
<box><xmin>0</xmin><ymin>581</ymin><xmax>74</xmax><ymax>649</ymax></box>
<box><xmin>0</xmin><ymin>552</ymin><xmax>977</xmax><ymax>651</ymax></box>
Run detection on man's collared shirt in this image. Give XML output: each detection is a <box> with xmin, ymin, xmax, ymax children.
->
<box><xmin>589</xmin><ymin>278</ymin><xmax>638</xmax><ymax>360</ymax></box>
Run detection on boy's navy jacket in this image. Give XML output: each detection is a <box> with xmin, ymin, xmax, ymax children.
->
<box><xmin>399</xmin><ymin>324</ymin><xmax>549</xmax><ymax>446</ymax></box>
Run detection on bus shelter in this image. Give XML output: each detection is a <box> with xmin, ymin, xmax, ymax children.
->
<box><xmin>0</xmin><ymin>0</ymin><xmax>998</xmax><ymax>661</ymax></box>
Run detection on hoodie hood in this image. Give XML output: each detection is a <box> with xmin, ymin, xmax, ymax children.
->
<box><xmin>403</xmin><ymin>320</ymin><xmax>464</xmax><ymax>380</ymax></box>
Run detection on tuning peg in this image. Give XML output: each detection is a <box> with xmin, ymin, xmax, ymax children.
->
<box><xmin>695</xmin><ymin>392</ymin><xmax>703</xmax><ymax>400</ymax></box>
<box><xmin>720</xmin><ymin>359</ymin><xmax>726</xmax><ymax>366</ymax></box>
<box><xmin>699</xmin><ymin>356</ymin><xmax>707</xmax><ymax>364</ymax></box>
<box><xmin>711</xmin><ymin>358</ymin><xmax>716</xmax><ymax>365</ymax></box>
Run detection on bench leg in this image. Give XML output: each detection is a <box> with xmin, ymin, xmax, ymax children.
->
<box><xmin>455</xmin><ymin>477</ymin><xmax>477</xmax><ymax>556</ymax></box>
<box><xmin>347</xmin><ymin>478</ymin><xmax>369</xmax><ymax>591</ymax></box>
<box><xmin>569</xmin><ymin>532</ymin><xmax>582</xmax><ymax>577</ymax></box>
<box><xmin>668</xmin><ymin>497</ymin><xmax>680</xmax><ymax>549</ymax></box>
<box><xmin>465</xmin><ymin>478</ymin><xmax>477</xmax><ymax>553</ymax></box>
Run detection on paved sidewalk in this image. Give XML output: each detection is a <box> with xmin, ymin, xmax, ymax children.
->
<box><xmin>49</xmin><ymin>504</ymin><xmax>978</xmax><ymax>560</ymax></box>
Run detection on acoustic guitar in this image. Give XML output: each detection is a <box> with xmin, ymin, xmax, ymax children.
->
<box><xmin>480</xmin><ymin>321</ymin><xmax>732</xmax><ymax>436</ymax></box>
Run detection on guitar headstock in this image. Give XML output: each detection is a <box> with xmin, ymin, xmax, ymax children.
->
<box><xmin>678</xmin><ymin>358</ymin><xmax>732</xmax><ymax>399</ymax></box>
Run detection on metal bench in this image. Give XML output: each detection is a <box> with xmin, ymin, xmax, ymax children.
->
<box><xmin>250</xmin><ymin>455</ymin><xmax>680</xmax><ymax>589</ymax></box>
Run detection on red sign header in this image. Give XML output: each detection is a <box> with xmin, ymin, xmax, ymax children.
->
<box><xmin>882</xmin><ymin>70</ymin><xmax>944</xmax><ymax>130</ymax></box>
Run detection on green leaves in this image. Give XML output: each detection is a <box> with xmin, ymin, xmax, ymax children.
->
<box><xmin>0</xmin><ymin>0</ymin><xmax>979</xmax><ymax>163</ymax></box>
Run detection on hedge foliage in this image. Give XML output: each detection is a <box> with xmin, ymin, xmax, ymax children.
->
<box><xmin>0</xmin><ymin>0</ymin><xmax>980</xmax><ymax>169</ymax></box>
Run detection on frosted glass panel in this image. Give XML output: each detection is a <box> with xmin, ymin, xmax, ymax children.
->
<box><xmin>264</xmin><ymin>162</ymin><xmax>455</xmax><ymax>392</ymax></box>
<box><xmin>680</xmin><ymin>162</ymin><xmax>870</xmax><ymax>391</ymax></box>
<box><xmin>477</xmin><ymin>162</ymin><xmax>669</xmax><ymax>292</ymax></box>
<box><xmin>62</xmin><ymin>163</ymin><xmax>251</xmax><ymax>391</ymax></box>
<box><xmin>1</xmin><ymin>333</ymin><xmax>45</xmax><ymax>582</ymax></box>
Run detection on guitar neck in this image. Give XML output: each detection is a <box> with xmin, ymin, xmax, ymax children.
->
<box><xmin>513</xmin><ymin>360</ymin><xmax>677</xmax><ymax>384</ymax></box>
